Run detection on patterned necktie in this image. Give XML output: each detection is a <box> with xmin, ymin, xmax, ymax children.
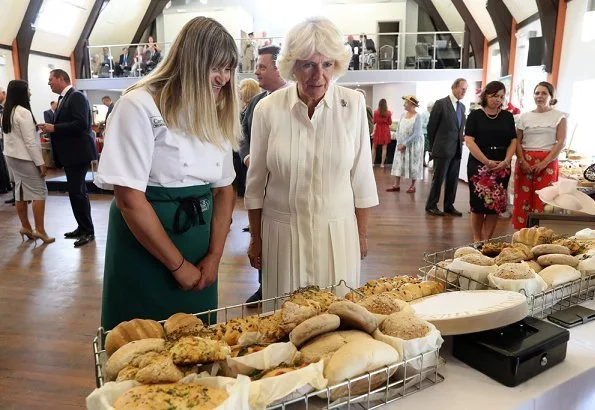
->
<box><xmin>456</xmin><ymin>101</ymin><xmax>463</xmax><ymax>127</ymax></box>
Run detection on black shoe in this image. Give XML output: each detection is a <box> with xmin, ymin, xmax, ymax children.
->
<box><xmin>4</xmin><ymin>198</ymin><xmax>15</xmax><ymax>204</ymax></box>
<box><xmin>444</xmin><ymin>207</ymin><xmax>463</xmax><ymax>216</ymax></box>
<box><xmin>426</xmin><ymin>207</ymin><xmax>445</xmax><ymax>216</ymax></box>
<box><xmin>245</xmin><ymin>287</ymin><xmax>262</xmax><ymax>305</ymax></box>
<box><xmin>242</xmin><ymin>226</ymin><xmax>250</xmax><ymax>232</ymax></box>
<box><xmin>64</xmin><ymin>229</ymin><xmax>82</xmax><ymax>238</ymax></box>
<box><xmin>74</xmin><ymin>234</ymin><xmax>95</xmax><ymax>247</ymax></box>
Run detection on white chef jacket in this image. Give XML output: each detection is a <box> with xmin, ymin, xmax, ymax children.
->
<box><xmin>245</xmin><ymin>83</ymin><xmax>379</xmax><ymax>300</ymax></box>
<box><xmin>94</xmin><ymin>88</ymin><xmax>235</xmax><ymax>192</ymax></box>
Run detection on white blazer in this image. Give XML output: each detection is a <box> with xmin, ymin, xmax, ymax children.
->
<box><xmin>3</xmin><ymin>106</ymin><xmax>45</xmax><ymax>166</ymax></box>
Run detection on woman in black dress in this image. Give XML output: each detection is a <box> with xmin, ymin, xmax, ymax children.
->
<box><xmin>464</xmin><ymin>81</ymin><xmax>516</xmax><ymax>242</ymax></box>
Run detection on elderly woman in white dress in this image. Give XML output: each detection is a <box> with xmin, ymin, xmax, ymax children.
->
<box><xmin>245</xmin><ymin>17</ymin><xmax>379</xmax><ymax>302</ymax></box>
<box><xmin>388</xmin><ymin>95</ymin><xmax>424</xmax><ymax>193</ymax></box>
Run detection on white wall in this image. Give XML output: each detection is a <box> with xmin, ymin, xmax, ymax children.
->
<box><xmin>431</xmin><ymin>0</ymin><xmax>465</xmax><ymax>33</ymax></box>
<box><xmin>557</xmin><ymin>0</ymin><xmax>595</xmax><ymax>156</ymax></box>
<box><xmin>0</xmin><ymin>0</ymin><xmax>29</xmax><ymax>45</ymax></box>
<box><xmin>0</xmin><ymin>50</ymin><xmax>15</xmax><ymax>87</ymax></box>
<box><xmin>404</xmin><ymin>0</ymin><xmax>419</xmax><ymax>67</ymax></box>
<box><xmin>163</xmin><ymin>6</ymin><xmax>253</xmax><ymax>46</ymax></box>
<box><xmin>486</xmin><ymin>43</ymin><xmax>501</xmax><ymax>83</ymax></box>
<box><xmin>89</xmin><ymin>0</ymin><xmax>152</xmax><ymax>46</ymax></box>
<box><xmin>27</xmin><ymin>54</ymin><xmax>71</xmax><ymax>123</ymax></box>
<box><xmin>372</xmin><ymin>83</ymin><xmax>416</xmax><ymax>120</ymax></box>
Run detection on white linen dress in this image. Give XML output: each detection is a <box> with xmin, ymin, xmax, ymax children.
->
<box><xmin>245</xmin><ymin>84</ymin><xmax>379</xmax><ymax>301</ymax></box>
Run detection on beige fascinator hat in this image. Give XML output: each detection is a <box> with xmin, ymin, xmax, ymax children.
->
<box><xmin>537</xmin><ymin>178</ymin><xmax>595</xmax><ymax>216</ymax></box>
<box><xmin>402</xmin><ymin>95</ymin><xmax>419</xmax><ymax>107</ymax></box>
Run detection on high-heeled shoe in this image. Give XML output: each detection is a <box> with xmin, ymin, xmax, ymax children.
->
<box><xmin>32</xmin><ymin>230</ymin><xmax>55</xmax><ymax>244</ymax></box>
<box><xmin>19</xmin><ymin>228</ymin><xmax>35</xmax><ymax>241</ymax></box>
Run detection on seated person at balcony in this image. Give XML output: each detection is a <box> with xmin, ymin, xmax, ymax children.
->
<box><xmin>144</xmin><ymin>36</ymin><xmax>162</xmax><ymax>73</ymax></box>
<box><xmin>115</xmin><ymin>47</ymin><xmax>131</xmax><ymax>77</ymax></box>
<box><xmin>130</xmin><ymin>45</ymin><xmax>145</xmax><ymax>76</ymax></box>
<box><xmin>512</xmin><ymin>81</ymin><xmax>566</xmax><ymax>229</ymax></box>
<box><xmin>465</xmin><ymin>81</ymin><xmax>516</xmax><ymax>242</ymax></box>
<box><xmin>99</xmin><ymin>47</ymin><xmax>112</xmax><ymax>77</ymax></box>
<box><xmin>90</xmin><ymin>53</ymin><xmax>102</xmax><ymax>77</ymax></box>
<box><xmin>347</xmin><ymin>35</ymin><xmax>362</xmax><ymax>70</ymax></box>
<box><xmin>242</xmin><ymin>32</ymin><xmax>258</xmax><ymax>73</ymax></box>
<box><xmin>245</xmin><ymin>17</ymin><xmax>378</xmax><ymax>301</ymax></box>
<box><xmin>43</xmin><ymin>101</ymin><xmax>57</xmax><ymax>124</ymax></box>
<box><xmin>372</xmin><ymin>98</ymin><xmax>392</xmax><ymax>167</ymax></box>
<box><xmin>361</xmin><ymin>34</ymin><xmax>376</xmax><ymax>53</ymax></box>
<box><xmin>94</xmin><ymin>17</ymin><xmax>238</xmax><ymax>330</ymax></box>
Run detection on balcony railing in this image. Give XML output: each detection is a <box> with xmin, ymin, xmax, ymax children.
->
<box><xmin>85</xmin><ymin>31</ymin><xmax>465</xmax><ymax>79</ymax></box>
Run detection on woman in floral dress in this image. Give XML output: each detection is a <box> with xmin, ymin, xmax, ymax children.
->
<box><xmin>464</xmin><ymin>81</ymin><xmax>516</xmax><ymax>242</ymax></box>
<box><xmin>387</xmin><ymin>95</ymin><xmax>424</xmax><ymax>193</ymax></box>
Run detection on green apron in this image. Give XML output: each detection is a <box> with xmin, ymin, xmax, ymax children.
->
<box><xmin>101</xmin><ymin>184</ymin><xmax>217</xmax><ymax>331</ymax></box>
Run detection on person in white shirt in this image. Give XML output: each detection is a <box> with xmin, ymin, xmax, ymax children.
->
<box><xmin>512</xmin><ymin>81</ymin><xmax>566</xmax><ymax>229</ymax></box>
<box><xmin>2</xmin><ymin>80</ymin><xmax>54</xmax><ymax>243</ymax></box>
<box><xmin>94</xmin><ymin>17</ymin><xmax>239</xmax><ymax>331</ymax></box>
<box><xmin>244</xmin><ymin>17</ymin><xmax>379</xmax><ymax>302</ymax></box>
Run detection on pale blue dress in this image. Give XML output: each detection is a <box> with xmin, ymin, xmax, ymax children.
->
<box><xmin>391</xmin><ymin>113</ymin><xmax>424</xmax><ymax>180</ymax></box>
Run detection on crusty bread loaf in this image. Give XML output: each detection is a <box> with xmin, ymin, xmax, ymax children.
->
<box><xmin>454</xmin><ymin>247</ymin><xmax>481</xmax><ymax>259</ymax></box>
<box><xmin>538</xmin><ymin>265</ymin><xmax>582</xmax><ymax>287</ymax></box>
<box><xmin>105</xmin><ymin>338</ymin><xmax>165</xmax><ymax>381</ymax></box>
<box><xmin>427</xmin><ymin>259</ymin><xmax>458</xmax><ymax>285</ymax></box>
<box><xmin>289</xmin><ymin>314</ymin><xmax>340</xmax><ymax>347</ymax></box>
<box><xmin>299</xmin><ymin>330</ymin><xmax>372</xmax><ymax>364</ymax></box>
<box><xmin>105</xmin><ymin>319</ymin><xmax>164</xmax><ymax>357</ymax></box>
<box><xmin>537</xmin><ymin>254</ymin><xmax>579</xmax><ymax>268</ymax></box>
<box><xmin>328</xmin><ymin>300</ymin><xmax>378</xmax><ymax>334</ymax></box>
<box><xmin>357</xmin><ymin>294</ymin><xmax>413</xmax><ymax>317</ymax></box>
<box><xmin>481</xmin><ymin>241</ymin><xmax>513</xmax><ymax>257</ymax></box>
<box><xmin>512</xmin><ymin>227</ymin><xmax>553</xmax><ymax>247</ymax></box>
<box><xmin>552</xmin><ymin>238</ymin><xmax>586</xmax><ymax>256</ymax></box>
<box><xmin>380</xmin><ymin>313</ymin><xmax>430</xmax><ymax>340</ymax></box>
<box><xmin>493</xmin><ymin>263</ymin><xmax>535</xmax><ymax>280</ymax></box>
<box><xmin>164</xmin><ymin>313</ymin><xmax>204</xmax><ymax>341</ymax></box>
<box><xmin>524</xmin><ymin>260</ymin><xmax>543</xmax><ymax>273</ymax></box>
<box><xmin>495</xmin><ymin>247</ymin><xmax>529</xmax><ymax>265</ymax></box>
<box><xmin>531</xmin><ymin>244</ymin><xmax>570</xmax><ymax>258</ymax></box>
<box><xmin>458</xmin><ymin>253</ymin><xmax>496</xmax><ymax>266</ymax></box>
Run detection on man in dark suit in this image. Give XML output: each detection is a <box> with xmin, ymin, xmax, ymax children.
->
<box><xmin>115</xmin><ymin>47</ymin><xmax>131</xmax><ymax>77</ymax></box>
<box><xmin>102</xmin><ymin>96</ymin><xmax>114</xmax><ymax>122</ymax></box>
<box><xmin>347</xmin><ymin>35</ymin><xmax>362</xmax><ymax>70</ymax></box>
<box><xmin>239</xmin><ymin>45</ymin><xmax>286</xmax><ymax>303</ymax></box>
<box><xmin>425</xmin><ymin>78</ymin><xmax>468</xmax><ymax>216</ymax></box>
<box><xmin>43</xmin><ymin>101</ymin><xmax>57</xmax><ymax>124</ymax></box>
<box><xmin>38</xmin><ymin>69</ymin><xmax>97</xmax><ymax>247</ymax></box>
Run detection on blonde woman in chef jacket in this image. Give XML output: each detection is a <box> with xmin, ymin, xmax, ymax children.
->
<box><xmin>245</xmin><ymin>17</ymin><xmax>379</xmax><ymax>303</ymax></box>
<box><xmin>94</xmin><ymin>17</ymin><xmax>238</xmax><ymax>331</ymax></box>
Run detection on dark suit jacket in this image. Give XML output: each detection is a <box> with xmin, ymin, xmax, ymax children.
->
<box><xmin>105</xmin><ymin>102</ymin><xmax>114</xmax><ymax>122</ymax></box>
<box><xmin>239</xmin><ymin>91</ymin><xmax>268</xmax><ymax>162</ymax></box>
<box><xmin>51</xmin><ymin>88</ymin><xmax>98</xmax><ymax>168</ymax></box>
<box><xmin>43</xmin><ymin>109</ymin><xmax>55</xmax><ymax>124</ymax></box>
<box><xmin>427</xmin><ymin>95</ymin><xmax>466</xmax><ymax>159</ymax></box>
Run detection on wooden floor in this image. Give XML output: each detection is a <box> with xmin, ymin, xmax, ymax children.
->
<box><xmin>0</xmin><ymin>167</ymin><xmax>514</xmax><ymax>409</ymax></box>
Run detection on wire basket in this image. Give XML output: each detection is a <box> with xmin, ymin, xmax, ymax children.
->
<box><xmin>92</xmin><ymin>280</ymin><xmax>444</xmax><ymax>409</ymax></box>
<box><xmin>420</xmin><ymin>235</ymin><xmax>595</xmax><ymax>319</ymax></box>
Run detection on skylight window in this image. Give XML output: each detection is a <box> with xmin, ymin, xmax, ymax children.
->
<box><xmin>35</xmin><ymin>0</ymin><xmax>85</xmax><ymax>37</ymax></box>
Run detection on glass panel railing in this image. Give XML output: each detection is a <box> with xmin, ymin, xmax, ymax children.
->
<box><xmin>85</xmin><ymin>31</ymin><xmax>465</xmax><ymax>79</ymax></box>
<box><xmin>87</xmin><ymin>42</ymin><xmax>170</xmax><ymax>78</ymax></box>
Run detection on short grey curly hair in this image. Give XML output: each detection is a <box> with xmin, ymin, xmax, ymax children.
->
<box><xmin>278</xmin><ymin>17</ymin><xmax>351</xmax><ymax>81</ymax></box>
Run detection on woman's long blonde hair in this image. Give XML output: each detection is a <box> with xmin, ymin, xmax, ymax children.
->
<box><xmin>126</xmin><ymin>17</ymin><xmax>239</xmax><ymax>149</ymax></box>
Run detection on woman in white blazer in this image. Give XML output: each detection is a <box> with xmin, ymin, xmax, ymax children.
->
<box><xmin>2</xmin><ymin>80</ymin><xmax>54</xmax><ymax>243</ymax></box>
<box><xmin>245</xmin><ymin>17</ymin><xmax>379</xmax><ymax>303</ymax></box>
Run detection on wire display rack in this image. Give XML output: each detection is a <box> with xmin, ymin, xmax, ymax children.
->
<box><xmin>420</xmin><ymin>234</ymin><xmax>595</xmax><ymax>319</ymax></box>
<box><xmin>92</xmin><ymin>280</ymin><xmax>444</xmax><ymax>409</ymax></box>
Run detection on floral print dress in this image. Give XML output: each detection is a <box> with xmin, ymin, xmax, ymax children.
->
<box><xmin>465</xmin><ymin>109</ymin><xmax>516</xmax><ymax>214</ymax></box>
<box><xmin>391</xmin><ymin>113</ymin><xmax>424</xmax><ymax>180</ymax></box>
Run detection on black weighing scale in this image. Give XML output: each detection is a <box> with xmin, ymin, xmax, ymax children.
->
<box><xmin>453</xmin><ymin>317</ymin><xmax>570</xmax><ymax>387</ymax></box>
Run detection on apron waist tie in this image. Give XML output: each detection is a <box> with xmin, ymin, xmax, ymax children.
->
<box><xmin>149</xmin><ymin>195</ymin><xmax>209</xmax><ymax>234</ymax></box>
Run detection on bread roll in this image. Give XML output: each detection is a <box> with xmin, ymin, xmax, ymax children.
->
<box><xmin>324</xmin><ymin>339</ymin><xmax>399</xmax><ymax>398</ymax></box>
<box><xmin>458</xmin><ymin>253</ymin><xmax>496</xmax><ymax>266</ymax></box>
<box><xmin>524</xmin><ymin>260</ymin><xmax>543</xmax><ymax>273</ymax></box>
<box><xmin>299</xmin><ymin>330</ymin><xmax>372</xmax><ymax>364</ymax></box>
<box><xmin>481</xmin><ymin>242</ymin><xmax>512</xmax><ymax>257</ymax></box>
<box><xmin>105</xmin><ymin>319</ymin><xmax>164</xmax><ymax>357</ymax></box>
<box><xmin>328</xmin><ymin>300</ymin><xmax>378</xmax><ymax>333</ymax></box>
<box><xmin>537</xmin><ymin>254</ymin><xmax>579</xmax><ymax>268</ymax></box>
<box><xmin>289</xmin><ymin>314</ymin><xmax>340</xmax><ymax>347</ymax></box>
<box><xmin>454</xmin><ymin>247</ymin><xmax>481</xmax><ymax>259</ymax></box>
<box><xmin>105</xmin><ymin>338</ymin><xmax>165</xmax><ymax>381</ymax></box>
<box><xmin>164</xmin><ymin>313</ymin><xmax>204</xmax><ymax>341</ymax></box>
<box><xmin>427</xmin><ymin>259</ymin><xmax>458</xmax><ymax>285</ymax></box>
<box><xmin>552</xmin><ymin>238</ymin><xmax>586</xmax><ymax>256</ymax></box>
<box><xmin>492</xmin><ymin>263</ymin><xmax>535</xmax><ymax>280</ymax></box>
<box><xmin>578</xmin><ymin>253</ymin><xmax>595</xmax><ymax>275</ymax></box>
<box><xmin>512</xmin><ymin>227</ymin><xmax>554</xmax><ymax>247</ymax></box>
<box><xmin>379</xmin><ymin>313</ymin><xmax>430</xmax><ymax>340</ymax></box>
<box><xmin>538</xmin><ymin>265</ymin><xmax>582</xmax><ymax>287</ymax></box>
<box><xmin>113</xmin><ymin>382</ymin><xmax>228</xmax><ymax>409</ymax></box>
<box><xmin>488</xmin><ymin>263</ymin><xmax>547</xmax><ymax>296</ymax></box>
<box><xmin>531</xmin><ymin>244</ymin><xmax>571</xmax><ymax>257</ymax></box>
<box><xmin>357</xmin><ymin>294</ymin><xmax>413</xmax><ymax>321</ymax></box>
<box><xmin>280</xmin><ymin>301</ymin><xmax>318</xmax><ymax>333</ymax></box>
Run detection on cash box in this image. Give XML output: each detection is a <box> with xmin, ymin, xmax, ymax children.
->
<box><xmin>453</xmin><ymin>316</ymin><xmax>569</xmax><ymax>387</ymax></box>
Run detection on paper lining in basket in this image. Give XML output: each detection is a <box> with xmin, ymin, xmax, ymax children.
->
<box><xmin>222</xmin><ymin>342</ymin><xmax>298</xmax><ymax>377</ymax></box>
<box><xmin>86</xmin><ymin>374</ymin><xmax>250</xmax><ymax>410</ymax></box>
<box><xmin>249</xmin><ymin>359</ymin><xmax>327</xmax><ymax>409</ymax></box>
<box><xmin>447</xmin><ymin>259</ymin><xmax>497</xmax><ymax>290</ymax></box>
<box><xmin>487</xmin><ymin>269</ymin><xmax>548</xmax><ymax>296</ymax></box>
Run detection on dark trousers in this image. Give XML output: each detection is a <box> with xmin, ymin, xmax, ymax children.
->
<box><xmin>232</xmin><ymin>152</ymin><xmax>247</xmax><ymax>197</ymax></box>
<box><xmin>64</xmin><ymin>163</ymin><xmax>94</xmax><ymax>234</ymax></box>
<box><xmin>426</xmin><ymin>156</ymin><xmax>461</xmax><ymax>210</ymax></box>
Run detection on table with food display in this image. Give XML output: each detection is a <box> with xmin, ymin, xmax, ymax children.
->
<box><xmin>86</xmin><ymin>226</ymin><xmax>595</xmax><ymax>409</ymax></box>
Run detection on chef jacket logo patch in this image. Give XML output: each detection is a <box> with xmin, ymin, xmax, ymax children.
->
<box><xmin>150</xmin><ymin>116</ymin><xmax>165</xmax><ymax>128</ymax></box>
<box><xmin>200</xmin><ymin>198</ymin><xmax>210</xmax><ymax>212</ymax></box>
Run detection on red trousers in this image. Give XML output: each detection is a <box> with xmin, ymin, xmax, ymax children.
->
<box><xmin>512</xmin><ymin>151</ymin><xmax>559</xmax><ymax>229</ymax></box>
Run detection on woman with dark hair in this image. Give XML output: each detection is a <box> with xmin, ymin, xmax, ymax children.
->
<box><xmin>372</xmin><ymin>98</ymin><xmax>392</xmax><ymax>167</ymax></box>
<box><xmin>512</xmin><ymin>82</ymin><xmax>566</xmax><ymax>229</ymax></box>
<box><xmin>464</xmin><ymin>81</ymin><xmax>516</xmax><ymax>242</ymax></box>
<box><xmin>2</xmin><ymin>80</ymin><xmax>54</xmax><ymax>243</ymax></box>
